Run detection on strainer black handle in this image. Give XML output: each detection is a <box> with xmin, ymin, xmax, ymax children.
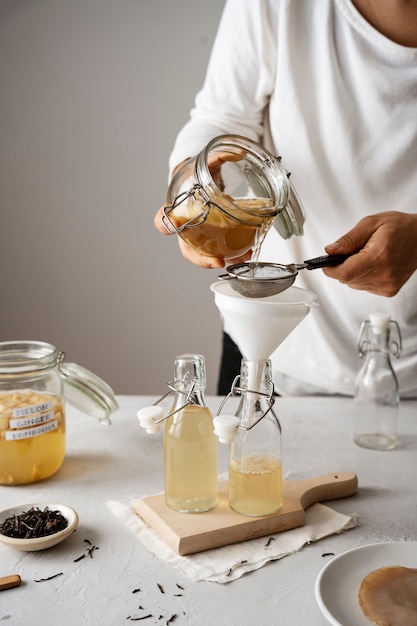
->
<box><xmin>303</xmin><ymin>254</ymin><xmax>351</xmax><ymax>270</ymax></box>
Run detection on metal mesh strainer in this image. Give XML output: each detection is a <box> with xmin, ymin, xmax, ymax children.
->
<box><xmin>218</xmin><ymin>254</ymin><xmax>350</xmax><ymax>298</ymax></box>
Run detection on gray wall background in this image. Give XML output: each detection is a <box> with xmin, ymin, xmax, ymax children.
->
<box><xmin>0</xmin><ymin>0</ymin><xmax>226</xmax><ymax>395</ymax></box>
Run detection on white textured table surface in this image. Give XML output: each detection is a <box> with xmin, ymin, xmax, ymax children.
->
<box><xmin>1</xmin><ymin>395</ymin><xmax>416</xmax><ymax>626</ymax></box>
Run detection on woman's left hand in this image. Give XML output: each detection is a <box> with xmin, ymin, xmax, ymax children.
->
<box><xmin>323</xmin><ymin>211</ymin><xmax>417</xmax><ymax>297</ymax></box>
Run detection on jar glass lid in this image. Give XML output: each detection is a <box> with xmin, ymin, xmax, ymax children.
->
<box><xmin>273</xmin><ymin>180</ymin><xmax>305</xmax><ymax>239</ymax></box>
<box><xmin>199</xmin><ymin>135</ymin><xmax>305</xmax><ymax>238</ymax></box>
<box><xmin>59</xmin><ymin>361</ymin><xmax>119</xmax><ymax>425</ymax></box>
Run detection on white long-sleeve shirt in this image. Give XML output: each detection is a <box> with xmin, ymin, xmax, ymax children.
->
<box><xmin>169</xmin><ymin>0</ymin><xmax>417</xmax><ymax>396</ymax></box>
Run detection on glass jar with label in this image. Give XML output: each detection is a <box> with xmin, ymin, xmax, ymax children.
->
<box><xmin>162</xmin><ymin>134</ymin><xmax>304</xmax><ymax>260</ymax></box>
<box><xmin>0</xmin><ymin>340</ymin><xmax>118</xmax><ymax>485</ymax></box>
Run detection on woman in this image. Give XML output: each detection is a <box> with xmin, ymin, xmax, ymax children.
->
<box><xmin>154</xmin><ymin>0</ymin><xmax>417</xmax><ymax>396</ymax></box>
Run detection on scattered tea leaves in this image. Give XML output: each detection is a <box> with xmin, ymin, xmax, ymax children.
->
<box><xmin>34</xmin><ymin>572</ymin><xmax>64</xmax><ymax>583</ymax></box>
<box><xmin>126</xmin><ymin>581</ymin><xmax>186</xmax><ymax>623</ymax></box>
<box><xmin>73</xmin><ymin>553</ymin><xmax>86</xmax><ymax>563</ymax></box>
<box><xmin>87</xmin><ymin>545</ymin><xmax>99</xmax><ymax>559</ymax></box>
<box><xmin>73</xmin><ymin>539</ymin><xmax>99</xmax><ymax>562</ymax></box>
<box><xmin>226</xmin><ymin>560</ymin><xmax>248</xmax><ymax>577</ymax></box>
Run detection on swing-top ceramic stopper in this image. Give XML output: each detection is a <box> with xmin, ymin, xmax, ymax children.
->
<box><xmin>213</xmin><ymin>414</ymin><xmax>240</xmax><ymax>444</ymax></box>
<box><xmin>137</xmin><ymin>406</ymin><xmax>163</xmax><ymax>433</ymax></box>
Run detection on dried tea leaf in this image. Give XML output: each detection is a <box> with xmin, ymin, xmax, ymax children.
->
<box><xmin>34</xmin><ymin>572</ymin><xmax>63</xmax><ymax>583</ymax></box>
<box><xmin>1</xmin><ymin>507</ymin><xmax>68</xmax><ymax>539</ymax></box>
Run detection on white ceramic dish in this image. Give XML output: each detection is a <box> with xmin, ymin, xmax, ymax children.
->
<box><xmin>0</xmin><ymin>503</ymin><xmax>78</xmax><ymax>551</ymax></box>
<box><xmin>315</xmin><ymin>541</ymin><xmax>417</xmax><ymax>626</ymax></box>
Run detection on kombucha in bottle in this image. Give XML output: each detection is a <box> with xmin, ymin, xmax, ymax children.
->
<box><xmin>228</xmin><ymin>359</ymin><xmax>283</xmax><ymax>516</ymax></box>
<box><xmin>164</xmin><ymin>354</ymin><xmax>218</xmax><ymax>513</ymax></box>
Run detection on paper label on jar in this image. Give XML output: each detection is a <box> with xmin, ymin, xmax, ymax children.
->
<box><xmin>5</xmin><ymin>419</ymin><xmax>58</xmax><ymax>441</ymax></box>
<box><xmin>12</xmin><ymin>400</ymin><xmax>53</xmax><ymax>418</ymax></box>
<box><xmin>9</xmin><ymin>410</ymin><xmax>55</xmax><ymax>429</ymax></box>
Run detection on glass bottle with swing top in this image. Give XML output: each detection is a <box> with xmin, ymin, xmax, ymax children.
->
<box><xmin>214</xmin><ymin>358</ymin><xmax>283</xmax><ymax>516</ymax></box>
<box><xmin>164</xmin><ymin>354</ymin><xmax>218</xmax><ymax>513</ymax></box>
<box><xmin>353</xmin><ymin>313</ymin><xmax>402</xmax><ymax>450</ymax></box>
<box><xmin>137</xmin><ymin>353</ymin><xmax>218</xmax><ymax>513</ymax></box>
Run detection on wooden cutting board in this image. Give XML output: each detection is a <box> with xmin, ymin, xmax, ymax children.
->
<box><xmin>134</xmin><ymin>471</ymin><xmax>358</xmax><ymax>556</ymax></box>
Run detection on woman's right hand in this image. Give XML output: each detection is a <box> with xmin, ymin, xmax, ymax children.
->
<box><xmin>153</xmin><ymin>150</ymin><xmax>251</xmax><ymax>269</ymax></box>
<box><xmin>154</xmin><ymin>205</ymin><xmax>252</xmax><ymax>269</ymax></box>
<box><xmin>153</xmin><ymin>205</ymin><xmax>225</xmax><ymax>268</ymax></box>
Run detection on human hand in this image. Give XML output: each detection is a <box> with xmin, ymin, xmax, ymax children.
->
<box><xmin>154</xmin><ymin>150</ymin><xmax>251</xmax><ymax>269</ymax></box>
<box><xmin>153</xmin><ymin>205</ymin><xmax>224</xmax><ymax>268</ymax></box>
<box><xmin>323</xmin><ymin>211</ymin><xmax>417</xmax><ymax>297</ymax></box>
<box><xmin>153</xmin><ymin>205</ymin><xmax>252</xmax><ymax>269</ymax></box>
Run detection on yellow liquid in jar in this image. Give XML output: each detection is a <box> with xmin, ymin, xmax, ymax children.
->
<box><xmin>0</xmin><ymin>391</ymin><xmax>66</xmax><ymax>485</ymax></box>
<box><xmin>229</xmin><ymin>454</ymin><xmax>283</xmax><ymax>516</ymax></box>
<box><xmin>164</xmin><ymin>405</ymin><xmax>218</xmax><ymax>513</ymax></box>
<box><xmin>174</xmin><ymin>197</ymin><xmax>275</xmax><ymax>259</ymax></box>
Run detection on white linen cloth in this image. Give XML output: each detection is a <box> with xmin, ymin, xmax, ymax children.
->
<box><xmin>107</xmin><ymin>498</ymin><xmax>357</xmax><ymax>583</ymax></box>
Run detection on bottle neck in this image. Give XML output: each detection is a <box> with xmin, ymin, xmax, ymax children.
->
<box><xmin>189</xmin><ymin>387</ymin><xmax>207</xmax><ymax>408</ymax></box>
<box><xmin>169</xmin><ymin>380</ymin><xmax>207</xmax><ymax>410</ymax></box>
<box><xmin>360</xmin><ymin>325</ymin><xmax>391</xmax><ymax>359</ymax></box>
<box><xmin>171</xmin><ymin>354</ymin><xmax>208</xmax><ymax>409</ymax></box>
<box><xmin>361</xmin><ymin>328</ymin><xmax>397</xmax><ymax>379</ymax></box>
<box><xmin>369</xmin><ymin>329</ymin><xmax>389</xmax><ymax>354</ymax></box>
<box><xmin>237</xmin><ymin>359</ymin><xmax>275</xmax><ymax>427</ymax></box>
<box><xmin>240</xmin><ymin>359</ymin><xmax>273</xmax><ymax>395</ymax></box>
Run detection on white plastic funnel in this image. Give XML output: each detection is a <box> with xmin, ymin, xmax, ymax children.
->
<box><xmin>210</xmin><ymin>281</ymin><xmax>318</xmax><ymax>362</ymax></box>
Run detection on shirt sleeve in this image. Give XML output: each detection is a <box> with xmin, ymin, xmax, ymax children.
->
<box><xmin>169</xmin><ymin>0</ymin><xmax>279</xmax><ymax>174</ymax></box>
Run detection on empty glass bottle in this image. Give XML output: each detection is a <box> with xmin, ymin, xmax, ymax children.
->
<box><xmin>353</xmin><ymin>313</ymin><xmax>402</xmax><ymax>450</ymax></box>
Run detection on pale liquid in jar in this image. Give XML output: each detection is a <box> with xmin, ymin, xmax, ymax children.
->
<box><xmin>0</xmin><ymin>390</ymin><xmax>66</xmax><ymax>485</ymax></box>
<box><xmin>164</xmin><ymin>405</ymin><xmax>218</xmax><ymax>513</ymax></box>
<box><xmin>173</xmin><ymin>197</ymin><xmax>275</xmax><ymax>259</ymax></box>
<box><xmin>229</xmin><ymin>453</ymin><xmax>282</xmax><ymax>516</ymax></box>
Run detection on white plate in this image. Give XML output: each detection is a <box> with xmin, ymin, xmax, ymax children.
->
<box><xmin>0</xmin><ymin>503</ymin><xmax>78</xmax><ymax>551</ymax></box>
<box><xmin>315</xmin><ymin>541</ymin><xmax>417</xmax><ymax>626</ymax></box>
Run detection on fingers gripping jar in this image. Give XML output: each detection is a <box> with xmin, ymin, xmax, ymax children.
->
<box><xmin>162</xmin><ymin>134</ymin><xmax>304</xmax><ymax>259</ymax></box>
<box><xmin>0</xmin><ymin>341</ymin><xmax>118</xmax><ymax>485</ymax></box>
